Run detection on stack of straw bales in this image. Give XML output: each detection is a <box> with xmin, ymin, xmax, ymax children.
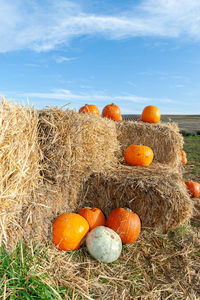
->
<box><xmin>0</xmin><ymin>98</ymin><xmax>193</xmax><ymax>250</ymax></box>
<box><xmin>17</xmin><ymin>106</ymin><xmax>120</xmax><ymax>244</ymax></box>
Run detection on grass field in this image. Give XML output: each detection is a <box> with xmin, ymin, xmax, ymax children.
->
<box><xmin>0</xmin><ymin>136</ymin><xmax>200</xmax><ymax>299</ymax></box>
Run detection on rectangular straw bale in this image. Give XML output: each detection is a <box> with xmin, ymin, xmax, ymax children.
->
<box><xmin>38</xmin><ymin>107</ymin><xmax>120</xmax><ymax>187</ymax></box>
<box><xmin>79</xmin><ymin>163</ymin><xmax>193</xmax><ymax>233</ymax></box>
<box><xmin>0</xmin><ymin>98</ymin><xmax>40</xmax><ymax>249</ymax></box>
<box><xmin>116</xmin><ymin>121</ymin><xmax>183</xmax><ymax>168</ymax></box>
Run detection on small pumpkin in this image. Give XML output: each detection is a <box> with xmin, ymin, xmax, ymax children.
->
<box><xmin>86</xmin><ymin>226</ymin><xmax>122</xmax><ymax>263</ymax></box>
<box><xmin>106</xmin><ymin>208</ymin><xmax>141</xmax><ymax>244</ymax></box>
<box><xmin>125</xmin><ymin>144</ymin><xmax>154</xmax><ymax>167</ymax></box>
<box><xmin>184</xmin><ymin>180</ymin><xmax>200</xmax><ymax>198</ymax></box>
<box><xmin>79</xmin><ymin>104</ymin><xmax>100</xmax><ymax>116</ymax></box>
<box><xmin>52</xmin><ymin>213</ymin><xmax>89</xmax><ymax>251</ymax></box>
<box><xmin>78</xmin><ymin>207</ymin><xmax>106</xmax><ymax>231</ymax></box>
<box><xmin>102</xmin><ymin>103</ymin><xmax>121</xmax><ymax>121</ymax></box>
<box><xmin>181</xmin><ymin>150</ymin><xmax>187</xmax><ymax>165</ymax></box>
<box><xmin>141</xmin><ymin>105</ymin><xmax>161</xmax><ymax>123</ymax></box>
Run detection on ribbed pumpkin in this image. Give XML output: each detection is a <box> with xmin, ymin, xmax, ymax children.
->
<box><xmin>184</xmin><ymin>180</ymin><xmax>200</xmax><ymax>198</ymax></box>
<box><xmin>181</xmin><ymin>150</ymin><xmax>187</xmax><ymax>165</ymax></box>
<box><xmin>52</xmin><ymin>213</ymin><xmax>89</xmax><ymax>251</ymax></box>
<box><xmin>79</xmin><ymin>104</ymin><xmax>100</xmax><ymax>116</ymax></box>
<box><xmin>125</xmin><ymin>144</ymin><xmax>154</xmax><ymax>166</ymax></box>
<box><xmin>86</xmin><ymin>226</ymin><xmax>122</xmax><ymax>263</ymax></box>
<box><xmin>141</xmin><ymin>105</ymin><xmax>160</xmax><ymax>123</ymax></box>
<box><xmin>78</xmin><ymin>207</ymin><xmax>106</xmax><ymax>231</ymax></box>
<box><xmin>102</xmin><ymin>103</ymin><xmax>121</xmax><ymax>121</ymax></box>
<box><xmin>106</xmin><ymin>208</ymin><xmax>141</xmax><ymax>244</ymax></box>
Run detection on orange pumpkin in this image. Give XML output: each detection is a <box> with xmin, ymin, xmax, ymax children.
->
<box><xmin>106</xmin><ymin>208</ymin><xmax>141</xmax><ymax>244</ymax></box>
<box><xmin>141</xmin><ymin>105</ymin><xmax>161</xmax><ymax>123</ymax></box>
<box><xmin>78</xmin><ymin>207</ymin><xmax>106</xmax><ymax>231</ymax></box>
<box><xmin>184</xmin><ymin>180</ymin><xmax>200</xmax><ymax>198</ymax></box>
<box><xmin>52</xmin><ymin>213</ymin><xmax>89</xmax><ymax>251</ymax></box>
<box><xmin>125</xmin><ymin>144</ymin><xmax>154</xmax><ymax>166</ymax></box>
<box><xmin>79</xmin><ymin>104</ymin><xmax>100</xmax><ymax>116</ymax></box>
<box><xmin>102</xmin><ymin>103</ymin><xmax>121</xmax><ymax>121</ymax></box>
<box><xmin>181</xmin><ymin>150</ymin><xmax>187</xmax><ymax>165</ymax></box>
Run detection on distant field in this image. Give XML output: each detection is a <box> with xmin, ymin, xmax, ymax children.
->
<box><xmin>122</xmin><ymin>114</ymin><xmax>200</xmax><ymax>134</ymax></box>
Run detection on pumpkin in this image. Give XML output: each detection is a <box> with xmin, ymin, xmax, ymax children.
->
<box><xmin>141</xmin><ymin>105</ymin><xmax>161</xmax><ymax>123</ymax></box>
<box><xmin>78</xmin><ymin>207</ymin><xmax>106</xmax><ymax>231</ymax></box>
<box><xmin>184</xmin><ymin>180</ymin><xmax>200</xmax><ymax>198</ymax></box>
<box><xmin>86</xmin><ymin>226</ymin><xmax>122</xmax><ymax>263</ymax></box>
<box><xmin>125</xmin><ymin>144</ymin><xmax>154</xmax><ymax>166</ymax></box>
<box><xmin>102</xmin><ymin>103</ymin><xmax>121</xmax><ymax>121</ymax></box>
<box><xmin>52</xmin><ymin>213</ymin><xmax>89</xmax><ymax>251</ymax></box>
<box><xmin>119</xmin><ymin>115</ymin><xmax>122</xmax><ymax>121</ymax></box>
<box><xmin>79</xmin><ymin>104</ymin><xmax>100</xmax><ymax>116</ymax></box>
<box><xmin>106</xmin><ymin>208</ymin><xmax>141</xmax><ymax>244</ymax></box>
<box><xmin>181</xmin><ymin>150</ymin><xmax>187</xmax><ymax>165</ymax></box>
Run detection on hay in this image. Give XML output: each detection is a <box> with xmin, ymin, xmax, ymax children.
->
<box><xmin>0</xmin><ymin>98</ymin><xmax>40</xmax><ymax>249</ymax></box>
<box><xmin>79</xmin><ymin>163</ymin><xmax>193</xmax><ymax>233</ymax></box>
<box><xmin>116</xmin><ymin>121</ymin><xmax>183</xmax><ymax>168</ymax></box>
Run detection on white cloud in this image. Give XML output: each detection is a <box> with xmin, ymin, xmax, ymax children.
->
<box><xmin>0</xmin><ymin>0</ymin><xmax>200</xmax><ymax>53</ymax></box>
<box><xmin>54</xmin><ymin>56</ymin><xmax>77</xmax><ymax>63</ymax></box>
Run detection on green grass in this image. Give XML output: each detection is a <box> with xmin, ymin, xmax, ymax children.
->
<box><xmin>0</xmin><ymin>242</ymin><xmax>68</xmax><ymax>299</ymax></box>
<box><xmin>183</xmin><ymin>135</ymin><xmax>200</xmax><ymax>177</ymax></box>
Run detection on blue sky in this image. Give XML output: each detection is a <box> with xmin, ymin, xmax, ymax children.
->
<box><xmin>0</xmin><ymin>0</ymin><xmax>200</xmax><ymax>114</ymax></box>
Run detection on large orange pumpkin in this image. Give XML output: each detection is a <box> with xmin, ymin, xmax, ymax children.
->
<box><xmin>141</xmin><ymin>105</ymin><xmax>160</xmax><ymax>123</ymax></box>
<box><xmin>79</xmin><ymin>104</ymin><xmax>100</xmax><ymax>116</ymax></box>
<box><xmin>106</xmin><ymin>208</ymin><xmax>141</xmax><ymax>244</ymax></box>
<box><xmin>181</xmin><ymin>150</ymin><xmax>187</xmax><ymax>165</ymax></box>
<box><xmin>52</xmin><ymin>213</ymin><xmax>89</xmax><ymax>251</ymax></box>
<box><xmin>125</xmin><ymin>144</ymin><xmax>154</xmax><ymax>166</ymax></box>
<box><xmin>78</xmin><ymin>207</ymin><xmax>106</xmax><ymax>231</ymax></box>
<box><xmin>184</xmin><ymin>180</ymin><xmax>200</xmax><ymax>198</ymax></box>
<box><xmin>102</xmin><ymin>103</ymin><xmax>121</xmax><ymax>121</ymax></box>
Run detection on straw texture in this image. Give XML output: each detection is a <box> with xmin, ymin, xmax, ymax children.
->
<box><xmin>0</xmin><ymin>98</ymin><xmax>40</xmax><ymax>249</ymax></box>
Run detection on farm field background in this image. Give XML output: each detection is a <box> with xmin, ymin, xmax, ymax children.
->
<box><xmin>0</xmin><ymin>119</ymin><xmax>199</xmax><ymax>300</ymax></box>
<box><xmin>122</xmin><ymin>115</ymin><xmax>200</xmax><ymax>135</ymax></box>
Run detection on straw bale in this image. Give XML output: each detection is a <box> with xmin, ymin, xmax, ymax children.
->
<box><xmin>0</xmin><ymin>98</ymin><xmax>40</xmax><ymax>248</ymax></box>
<box><xmin>38</xmin><ymin>107</ymin><xmax>120</xmax><ymax>186</ymax></box>
<box><xmin>79</xmin><ymin>163</ymin><xmax>193</xmax><ymax>233</ymax></box>
<box><xmin>116</xmin><ymin>121</ymin><xmax>184</xmax><ymax>168</ymax></box>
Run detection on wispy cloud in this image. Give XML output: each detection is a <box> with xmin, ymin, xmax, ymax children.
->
<box><xmin>0</xmin><ymin>0</ymin><xmax>200</xmax><ymax>53</ymax></box>
<box><xmin>54</xmin><ymin>56</ymin><xmax>77</xmax><ymax>63</ymax></box>
<box><xmin>17</xmin><ymin>88</ymin><xmax>174</xmax><ymax>105</ymax></box>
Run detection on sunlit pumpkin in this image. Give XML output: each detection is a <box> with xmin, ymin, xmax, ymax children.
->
<box><xmin>184</xmin><ymin>180</ymin><xmax>200</xmax><ymax>198</ymax></box>
<box><xmin>141</xmin><ymin>105</ymin><xmax>161</xmax><ymax>123</ymax></box>
<box><xmin>52</xmin><ymin>213</ymin><xmax>89</xmax><ymax>251</ymax></box>
<box><xmin>125</xmin><ymin>144</ymin><xmax>154</xmax><ymax>166</ymax></box>
<box><xmin>102</xmin><ymin>103</ymin><xmax>121</xmax><ymax>121</ymax></box>
<box><xmin>79</xmin><ymin>104</ymin><xmax>100</xmax><ymax>116</ymax></box>
<box><xmin>78</xmin><ymin>207</ymin><xmax>106</xmax><ymax>231</ymax></box>
<box><xmin>106</xmin><ymin>208</ymin><xmax>141</xmax><ymax>244</ymax></box>
<box><xmin>181</xmin><ymin>150</ymin><xmax>187</xmax><ymax>165</ymax></box>
<box><xmin>86</xmin><ymin>226</ymin><xmax>122</xmax><ymax>263</ymax></box>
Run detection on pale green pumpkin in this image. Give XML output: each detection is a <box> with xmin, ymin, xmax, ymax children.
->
<box><xmin>86</xmin><ymin>226</ymin><xmax>122</xmax><ymax>263</ymax></box>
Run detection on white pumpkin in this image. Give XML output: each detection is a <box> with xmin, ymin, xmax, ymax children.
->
<box><xmin>86</xmin><ymin>226</ymin><xmax>122</xmax><ymax>263</ymax></box>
